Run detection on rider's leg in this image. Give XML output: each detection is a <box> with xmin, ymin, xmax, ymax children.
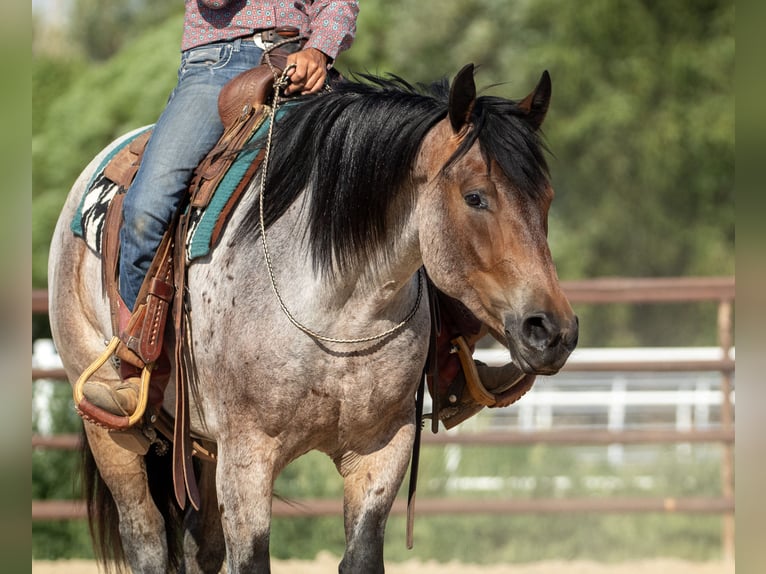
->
<box><xmin>84</xmin><ymin>38</ymin><xmax>265</xmax><ymax>417</ymax></box>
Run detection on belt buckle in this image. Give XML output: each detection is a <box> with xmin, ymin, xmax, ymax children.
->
<box><xmin>260</xmin><ymin>29</ymin><xmax>278</xmax><ymax>44</ymax></box>
<box><xmin>253</xmin><ymin>31</ymin><xmax>271</xmax><ymax>50</ymax></box>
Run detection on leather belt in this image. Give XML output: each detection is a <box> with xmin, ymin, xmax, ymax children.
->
<box><xmin>260</xmin><ymin>26</ymin><xmax>300</xmax><ymax>42</ymax></box>
<box><xmin>251</xmin><ymin>26</ymin><xmax>303</xmax><ymax>53</ymax></box>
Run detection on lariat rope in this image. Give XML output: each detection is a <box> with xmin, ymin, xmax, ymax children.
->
<box><xmin>257</xmin><ymin>66</ymin><xmax>423</xmax><ymax>344</ymax></box>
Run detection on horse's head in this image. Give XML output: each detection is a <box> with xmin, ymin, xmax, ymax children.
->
<box><xmin>417</xmin><ymin>64</ymin><xmax>578</xmax><ymax>375</ymax></box>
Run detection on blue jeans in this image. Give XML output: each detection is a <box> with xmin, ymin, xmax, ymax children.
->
<box><xmin>119</xmin><ymin>38</ymin><xmax>265</xmax><ymax>310</ymax></box>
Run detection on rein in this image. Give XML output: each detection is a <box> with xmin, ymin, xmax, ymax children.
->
<box><xmin>257</xmin><ymin>68</ymin><xmax>424</xmax><ymax>344</ymax></box>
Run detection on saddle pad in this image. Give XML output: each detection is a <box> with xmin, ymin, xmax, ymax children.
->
<box><xmin>71</xmin><ymin>110</ymin><xmax>285</xmax><ymax>260</ymax></box>
<box><xmin>185</xmin><ymin>112</ymin><xmax>278</xmax><ymax>261</ymax></box>
<box><xmin>70</xmin><ymin>126</ymin><xmax>153</xmax><ymax>254</ymax></box>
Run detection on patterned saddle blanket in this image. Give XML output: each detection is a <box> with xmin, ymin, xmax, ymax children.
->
<box><xmin>70</xmin><ymin>114</ymin><xmax>275</xmax><ymax>262</ymax></box>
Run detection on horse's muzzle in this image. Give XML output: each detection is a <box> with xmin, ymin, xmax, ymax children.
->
<box><xmin>505</xmin><ymin>312</ymin><xmax>579</xmax><ymax>375</ymax></box>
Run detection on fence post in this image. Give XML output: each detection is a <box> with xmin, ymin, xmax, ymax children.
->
<box><xmin>717</xmin><ymin>299</ymin><xmax>734</xmax><ymax>561</ymax></box>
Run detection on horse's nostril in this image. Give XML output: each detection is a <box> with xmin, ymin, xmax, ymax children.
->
<box><xmin>522</xmin><ymin>313</ymin><xmax>555</xmax><ymax>351</ymax></box>
<box><xmin>564</xmin><ymin>316</ymin><xmax>580</xmax><ymax>351</ymax></box>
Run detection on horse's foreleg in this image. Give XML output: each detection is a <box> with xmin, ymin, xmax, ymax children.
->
<box><xmin>215</xmin><ymin>439</ymin><xmax>277</xmax><ymax>573</ymax></box>
<box><xmin>182</xmin><ymin>460</ymin><xmax>225</xmax><ymax>574</ymax></box>
<box><xmin>84</xmin><ymin>424</ymin><xmax>170</xmax><ymax>572</ymax></box>
<box><xmin>337</xmin><ymin>421</ymin><xmax>415</xmax><ymax>574</ymax></box>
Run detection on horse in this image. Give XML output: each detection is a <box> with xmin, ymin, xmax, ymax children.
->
<box><xmin>47</xmin><ymin>64</ymin><xmax>578</xmax><ymax>573</ymax></box>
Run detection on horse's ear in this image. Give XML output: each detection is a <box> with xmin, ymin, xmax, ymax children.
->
<box><xmin>449</xmin><ymin>63</ymin><xmax>476</xmax><ymax>133</ymax></box>
<box><xmin>518</xmin><ymin>70</ymin><xmax>552</xmax><ymax>130</ymax></box>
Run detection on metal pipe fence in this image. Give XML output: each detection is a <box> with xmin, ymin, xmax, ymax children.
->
<box><xmin>31</xmin><ymin>277</ymin><xmax>735</xmax><ymax>554</ymax></box>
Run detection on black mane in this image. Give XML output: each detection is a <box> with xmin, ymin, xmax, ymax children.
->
<box><xmin>236</xmin><ymin>72</ymin><xmax>550</xmax><ymax>274</ymax></box>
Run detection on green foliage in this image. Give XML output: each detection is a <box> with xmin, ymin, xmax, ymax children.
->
<box><xmin>69</xmin><ymin>0</ymin><xmax>184</xmax><ymax>61</ymax></box>
<box><xmin>265</xmin><ymin>443</ymin><xmax>727</xmax><ymax>563</ymax></box>
<box><xmin>522</xmin><ymin>0</ymin><xmax>734</xmax><ymax>280</ymax></box>
<box><xmin>32</xmin><ymin>381</ymin><xmax>95</xmax><ymax>560</ymax></box>
<box><xmin>32</xmin><ymin>521</ymin><xmax>94</xmax><ymax>561</ymax></box>
<box><xmin>525</xmin><ymin>0</ymin><xmax>734</xmax><ymax>346</ymax></box>
<box><xmin>32</xmin><ymin>0</ymin><xmax>734</xmax><ymax>339</ymax></box>
<box><xmin>390</xmin><ymin>443</ymin><xmax>725</xmax><ymax>563</ymax></box>
<box><xmin>32</xmin><ymin>56</ymin><xmax>86</xmax><ymax>137</ymax></box>
<box><xmin>383</xmin><ymin>513</ymin><xmax>722</xmax><ymax>563</ymax></box>
<box><xmin>32</xmin><ymin>14</ymin><xmax>183</xmax><ymax>288</ymax></box>
<box><xmin>34</xmin><ymin>14</ymin><xmax>182</xmax><ymax>194</ymax></box>
<box><xmin>338</xmin><ymin>0</ymin><xmax>735</xmax><ymax>347</ymax></box>
<box><xmin>270</xmin><ymin>452</ymin><xmax>347</xmax><ymax>558</ymax></box>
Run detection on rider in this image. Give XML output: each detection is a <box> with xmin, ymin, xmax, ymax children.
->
<box><xmin>82</xmin><ymin>0</ymin><xmax>360</xmax><ymax>416</ymax></box>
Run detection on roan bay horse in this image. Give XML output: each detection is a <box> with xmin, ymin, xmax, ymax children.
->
<box><xmin>48</xmin><ymin>64</ymin><xmax>578</xmax><ymax>573</ymax></box>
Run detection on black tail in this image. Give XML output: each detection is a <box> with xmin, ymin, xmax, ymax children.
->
<box><xmin>80</xmin><ymin>431</ymin><xmax>126</xmax><ymax>574</ymax></box>
<box><xmin>80</xmin><ymin>428</ymin><xmax>185</xmax><ymax>573</ymax></box>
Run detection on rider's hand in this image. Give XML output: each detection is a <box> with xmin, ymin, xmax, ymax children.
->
<box><xmin>285</xmin><ymin>48</ymin><xmax>329</xmax><ymax>95</ymax></box>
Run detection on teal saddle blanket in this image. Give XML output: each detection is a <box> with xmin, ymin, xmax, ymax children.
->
<box><xmin>71</xmin><ymin>116</ymin><xmax>275</xmax><ymax>261</ymax></box>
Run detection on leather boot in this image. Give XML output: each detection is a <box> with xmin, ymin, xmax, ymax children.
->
<box><xmin>82</xmin><ymin>354</ymin><xmax>171</xmax><ymax>417</ymax></box>
<box><xmin>439</xmin><ymin>361</ymin><xmax>534</xmax><ymax>429</ymax></box>
<box><xmin>81</xmin><ymin>372</ymin><xmax>140</xmax><ymax>417</ymax></box>
<box><xmin>81</xmin><ymin>297</ymin><xmax>143</xmax><ymax>416</ymax></box>
<box><xmin>81</xmin><ymin>352</ymin><xmax>170</xmax><ymax>455</ymax></box>
<box><xmin>81</xmin><ymin>297</ymin><xmax>170</xmax><ymax>418</ymax></box>
<box><xmin>428</xmin><ymin>289</ymin><xmax>537</xmax><ymax>428</ymax></box>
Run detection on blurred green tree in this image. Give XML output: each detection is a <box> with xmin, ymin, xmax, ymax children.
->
<box><xmin>32</xmin><ymin>1</ymin><xmax>734</xmax><ymax>343</ymax></box>
<box><xmin>32</xmin><ymin>14</ymin><xmax>183</xmax><ymax>293</ymax></box>
<box><xmin>69</xmin><ymin>0</ymin><xmax>183</xmax><ymax>61</ymax></box>
<box><xmin>519</xmin><ymin>0</ymin><xmax>734</xmax><ymax>345</ymax></box>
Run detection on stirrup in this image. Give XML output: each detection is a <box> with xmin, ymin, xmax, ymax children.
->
<box><xmin>450</xmin><ymin>336</ymin><xmax>498</xmax><ymax>406</ymax></box>
<box><xmin>73</xmin><ymin>336</ymin><xmax>153</xmax><ymax>430</ymax></box>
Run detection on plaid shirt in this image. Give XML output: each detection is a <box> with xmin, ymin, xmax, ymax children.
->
<box><xmin>183</xmin><ymin>0</ymin><xmax>359</xmax><ymax>60</ymax></box>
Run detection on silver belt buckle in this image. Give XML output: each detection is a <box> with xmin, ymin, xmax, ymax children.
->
<box><xmin>253</xmin><ymin>32</ymin><xmax>270</xmax><ymax>50</ymax></box>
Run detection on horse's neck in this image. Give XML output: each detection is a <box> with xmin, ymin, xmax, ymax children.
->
<box><xmin>225</xmin><ymin>188</ymin><xmax>422</xmax><ymax>328</ymax></box>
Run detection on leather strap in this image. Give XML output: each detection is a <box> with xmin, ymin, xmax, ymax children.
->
<box><xmin>451</xmin><ymin>335</ymin><xmax>497</xmax><ymax>406</ymax></box>
<box><xmin>260</xmin><ymin>26</ymin><xmax>300</xmax><ymax>43</ymax></box>
<box><xmin>406</xmin><ymin>271</ymin><xmax>439</xmax><ymax>548</ymax></box>
<box><xmin>114</xmin><ymin>229</ymin><xmax>175</xmax><ymax>365</ymax></box>
<box><xmin>154</xmin><ymin>410</ymin><xmax>217</xmax><ymax>463</ymax></box>
<box><xmin>101</xmin><ymin>192</ymin><xmax>124</xmax><ymax>319</ymax></box>
<box><xmin>103</xmin><ymin>130</ymin><xmax>152</xmax><ymax>190</ymax></box>
<box><xmin>137</xmin><ymin>241</ymin><xmax>175</xmax><ymax>362</ymax></box>
<box><xmin>172</xmin><ymin>212</ymin><xmax>201</xmax><ymax>510</ymax></box>
<box><xmin>426</xmin><ymin>277</ymin><xmax>441</xmax><ymax>433</ymax></box>
<box><xmin>406</xmin><ymin>370</ymin><xmax>425</xmax><ymax>549</ymax></box>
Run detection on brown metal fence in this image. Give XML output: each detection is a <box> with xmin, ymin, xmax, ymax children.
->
<box><xmin>31</xmin><ymin>277</ymin><xmax>735</xmax><ymax>556</ymax></box>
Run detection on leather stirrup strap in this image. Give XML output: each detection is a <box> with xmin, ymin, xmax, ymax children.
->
<box><xmin>131</xmin><ymin>230</ymin><xmax>175</xmax><ymax>363</ymax></box>
<box><xmin>406</xmin><ymin>272</ymin><xmax>439</xmax><ymax>549</ymax></box>
<box><xmin>426</xmin><ymin>277</ymin><xmax>441</xmax><ymax>433</ymax></box>
<box><xmin>406</xmin><ymin>370</ymin><xmax>425</xmax><ymax>549</ymax></box>
<box><xmin>172</xmin><ymin>212</ymin><xmax>201</xmax><ymax>510</ymax></box>
<box><xmin>101</xmin><ymin>192</ymin><xmax>125</xmax><ymax>324</ymax></box>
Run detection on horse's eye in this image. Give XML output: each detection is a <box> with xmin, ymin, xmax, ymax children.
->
<box><xmin>464</xmin><ymin>192</ymin><xmax>487</xmax><ymax>209</ymax></box>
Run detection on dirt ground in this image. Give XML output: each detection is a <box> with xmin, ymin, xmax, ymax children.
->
<box><xmin>32</xmin><ymin>554</ymin><xmax>734</xmax><ymax>574</ymax></box>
